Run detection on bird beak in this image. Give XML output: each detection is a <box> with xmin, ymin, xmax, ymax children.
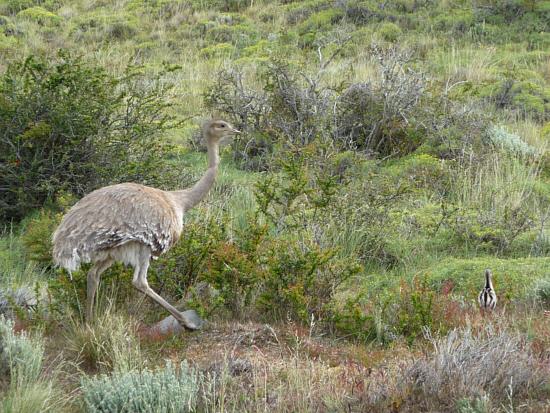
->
<box><xmin>231</xmin><ymin>127</ymin><xmax>241</xmax><ymax>134</ymax></box>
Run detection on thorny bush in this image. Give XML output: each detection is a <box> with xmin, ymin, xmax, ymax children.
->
<box><xmin>205</xmin><ymin>44</ymin><xmax>429</xmax><ymax>170</ymax></box>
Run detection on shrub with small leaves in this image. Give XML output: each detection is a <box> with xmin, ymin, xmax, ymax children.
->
<box><xmin>20</xmin><ymin>209</ymin><xmax>61</xmax><ymax>267</ymax></box>
<box><xmin>487</xmin><ymin>125</ymin><xmax>536</xmax><ymax>157</ymax></box>
<box><xmin>378</xmin><ymin>22</ymin><xmax>402</xmax><ymax>42</ymax></box>
<box><xmin>0</xmin><ymin>52</ymin><xmax>183</xmax><ymax>222</ymax></box>
<box><xmin>532</xmin><ymin>278</ymin><xmax>550</xmax><ymax>308</ymax></box>
<box><xmin>0</xmin><ymin>316</ymin><xmax>43</xmax><ymax>385</ymax></box>
<box><xmin>82</xmin><ymin>361</ymin><xmax>199</xmax><ymax>413</ymax></box>
<box><xmin>16</xmin><ymin>6</ymin><xmax>61</xmax><ymax>26</ymax></box>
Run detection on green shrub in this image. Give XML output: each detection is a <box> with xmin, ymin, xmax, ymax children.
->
<box><xmin>298</xmin><ymin>8</ymin><xmax>343</xmax><ymax>33</ymax></box>
<box><xmin>0</xmin><ymin>31</ymin><xmax>18</xmax><ymax>54</ymax></box>
<box><xmin>285</xmin><ymin>0</ymin><xmax>331</xmax><ymax>24</ymax></box>
<box><xmin>448</xmin><ymin>206</ymin><xmax>534</xmax><ymax>254</ymax></box>
<box><xmin>258</xmin><ymin>239</ymin><xmax>359</xmax><ymax>322</ymax></box>
<box><xmin>199</xmin><ymin>42</ymin><xmax>235</xmax><ymax>58</ymax></box>
<box><xmin>72</xmin><ymin>14</ymin><xmax>139</xmax><ymax>42</ymax></box>
<box><xmin>532</xmin><ymin>278</ymin><xmax>550</xmax><ymax>308</ymax></box>
<box><xmin>148</xmin><ymin>218</ymin><xmax>225</xmax><ymax>314</ymax></box>
<box><xmin>480</xmin><ymin>79</ymin><xmax>549</xmax><ymax>120</ymax></box>
<box><xmin>378</xmin><ymin>22</ymin><xmax>402</xmax><ymax>42</ymax></box>
<box><xmin>386</xmin><ymin>154</ymin><xmax>447</xmax><ymax>191</ymax></box>
<box><xmin>433</xmin><ymin>9</ymin><xmax>473</xmax><ymax>35</ymax></box>
<box><xmin>20</xmin><ymin>209</ymin><xmax>61</xmax><ymax>267</ymax></box>
<box><xmin>0</xmin><ymin>52</ymin><xmax>182</xmax><ymax>222</ymax></box>
<box><xmin>252</xmin><ymin>151</ymin><xmax>361</xmax><ymax>322</ymax></box>
<box><xmin>332</xmin><ymin>274</ymin><xmax>458</xmax><ymax>345</ymax></box>
<box><xmin>17</xmin><ymin>7</ymin><xmax>62</xmax><ymax>26</ymax></box>
<box><xmin>82</xmin><ymin>361</ymin><xmax>199</xmax><ymax>413</ymax></box>
<box><xmin>206</xmin><ymin>23</ymin><xmax>259</xmax><ymax>49</ymax></box>
<box><xmin>1</xmin><ymin>0</ymin><xmax>35</xmax><ymax>14</ymax></box>
<box><xmin>202</xmin><ymin>233</ymin><xmax>264</xmax><ymax>318</ymax></box>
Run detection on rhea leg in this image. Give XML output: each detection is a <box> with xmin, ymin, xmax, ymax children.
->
<box><xmin>86</xmin><ymin>259</ymin><xmax>114</xmax><ymax>323</ymax></box>
<box><xmin>131</xmin><ymin>257</ymin><xmax>200</xmax><ymax>330</ymax></box>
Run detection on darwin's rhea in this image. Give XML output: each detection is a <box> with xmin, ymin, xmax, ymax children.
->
<box><xmin>52</xmin><ymin>119</ymin><xmax>239</xmax><ymax>329</ymax></box>
<box><xmin>478</xmin><ymin>269</ymin><xmax>497</xmax><ymax>310</ymax></box>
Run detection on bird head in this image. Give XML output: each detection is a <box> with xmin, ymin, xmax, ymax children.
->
<box><xmin>203</xmin><ymin>119</ymin><xmax>240</xmax><ymax>144</ymax></box>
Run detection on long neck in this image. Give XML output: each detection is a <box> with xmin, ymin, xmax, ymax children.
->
<box><xmin>485</xmin><ymin>272</ymin><xmax>492</xmax><ymax>289</ymax></box>
<box><xmin>172</xmin><ymin>139</ymin><xmax>220</xmax><ymax>211</ymax></box>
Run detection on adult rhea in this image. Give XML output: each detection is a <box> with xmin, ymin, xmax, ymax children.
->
<box><xmin>52</xmin><ymin>119</ymin><xmax>239</xmax><ymax>330</ymax></box>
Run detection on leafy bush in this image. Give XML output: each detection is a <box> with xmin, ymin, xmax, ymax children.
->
<box><xmin>332</xmin><ymin>274</ymin><xmax>461</xmax><ymax>344</ymax></box>
<box><xmin>481</xmin><ymin>79</ymin><xmax>550</xmax><ymax>120</ymax></box>
<box><xmin>252</xmin><ymin>149</ymin><xmax>361</xmax><ymax>322</ymax></box>
<box><xmin>284</xmin><ymin>0</ymin><xmax>331</xmax><ymax>25</ymax></box>
<box><xmin>206</xmin><ymin>23</ymin><xmax>259</xmax><ymax>49</ymax></box>
<box><xmin>72</xmin><ymin>14</ymin><xmax>139</xmax><ymax>42</ymax></box>
<box><xmin>378</xmin><ymin>22</ymin><xmax>402</xmax><ymax>42</ymax></box>
<box><xmin>20</xmin><ymin>209</ymin><xmax>61</xmax><ymax>267</ymax></box>
<box><xmin>448</xmin><ymin>205</ymin><xmax>534</xmax><ymax>254</ymax></box>
<box><xmin>1</xmin><ymin>0</ymin><xmax>36</xmax><ymax>14</ymax></box>
<box><xmin>148</xmin><ymin>218</ymin><xmax>225</xmax><ymax>313</ymax></box>
<box><xmin>258</xmin><ymin>239</ymin><xmax>359</xmax><ymax>322</ymax></box>
<box><xmin>16</xmin><ymin>6</ymin><xmax>61</xmax><ymax>26</ymax></box>
<box><xmin>199</xmin><ymin>42</ymin><xmax>235</xmax><ymax>58</ymax></box>
<box><xmin>297</xmin><ymin>7</ymin><xmax>343</xmax><ymax>42</ymax></box>
<box><xmin>385</xmin><ymin>154</ymin><xmax>447</xmax><ymax>191</ymax></box>
<box><xmin>433</xmin><ymin>9</ymin><xmax>474</xmax><ymax>35</ymax></box>
<box><xmin>0</xmin><ymin>52</ymin><xmax>182</xmax><ymax>222</ymax></box>
<box><xmin>82</xmin><ymin>361</ymin><xmax>199</xmax><ymax>413</ymax></box>
<box><xmin>203</xmin><ymin>233</ymin><xmax>265</xmax><ymax>318</ymax></box>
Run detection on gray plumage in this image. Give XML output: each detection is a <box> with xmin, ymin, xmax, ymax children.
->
<box><xmin>478</xmin><ymin>269</ymin><xmax>497</xmax><ymax>310</ymax></box>
<box><xmin>52</xmin><ymin>119</ymin><xmax>240</xmax><ymax>329</ymax></box>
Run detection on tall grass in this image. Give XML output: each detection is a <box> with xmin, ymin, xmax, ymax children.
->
<box><xmin>435</xmin><ymin>45</ymin><xmax>498</xmax><ymax>85</ymax></box>
<box><xmin>63</xmin><ymin>307</ymin><xmax>144</xmax><ymax>374</ymax></box>
<box><xmin>451</xmin><ymin>150</ymin><xmax>541</xmax><ymax>215</ymax></box>
<box><xmin>0</xmin><ymin>230</ymin><xmax>47</xmax><ymax>287</ymax></box>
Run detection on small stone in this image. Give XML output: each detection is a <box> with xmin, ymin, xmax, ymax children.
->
<box><xmin>148</xmin><ymin>310</ymin><xmax>205</xmax><ymax>336</ymax></box>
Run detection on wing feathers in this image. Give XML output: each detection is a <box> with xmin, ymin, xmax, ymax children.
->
<box><xmin>53</xmin><ymin>183</ymin><xmax>183</xmax><ymax>270</ymax></box>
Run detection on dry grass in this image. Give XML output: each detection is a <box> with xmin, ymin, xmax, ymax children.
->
<box><xmin>401</xmin><ymin>325</ymin><xmax>549</xmax><ymax>411</ymax></box>
<box><xmin>62</xmin><ymin>308</ymin><xmax>144</xmax><ymax>374</ymax></box>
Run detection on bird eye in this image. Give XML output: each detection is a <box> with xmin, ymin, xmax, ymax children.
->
<box><xmin>220</xmin><ymin>124</ymin><xmax>225</xmax><ymax>128</ymax></box>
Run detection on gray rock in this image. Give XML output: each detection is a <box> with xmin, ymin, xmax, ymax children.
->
<box><xmin>148</xmin><ymin>310</ymin><xmax>205</xmax><ymax>335</ymax></box>
<box><xmin>0</xmin><ymin>286</ymin><xmax>40</xmax><ymax>319</ymax></box>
